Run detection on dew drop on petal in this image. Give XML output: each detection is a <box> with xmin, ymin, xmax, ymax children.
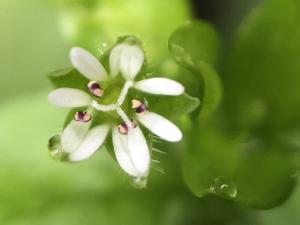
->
<box><xmin>209</xmin><ymin>177</ymin><xmax>237</xmax><ymax>199</ymax></box>
<box><xmin>132</xmin><ymin>176</ymin><xmax>147</xmax><ymax>189</ymax></box>
<box><xmin>48</xmin><ymin>135</ymin><xmax>67</xmax><ymax>161</ymax></box>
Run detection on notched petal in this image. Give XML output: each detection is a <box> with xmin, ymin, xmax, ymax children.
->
<box><xmin>112</xmin><ymin>126</ymin><xmax>150</xmax><ymax>178</ymax></box>
<box><xmin>61</xmin><ymin>120</ymin><xmax>92</xmax><ymax>153</ymax></box>
<box><xmin>109</xmin><ymin>43</ymin><xmax>127</xmax><ymax>77</ymax></box>
<box><xmin>127</xmin><ymin>126</ymin><xmax>150</xmax><ymax>176</ymax></box>
<box><xmin>119</xmin><ymin>45</ymin><xmax>144</xmax><ymax>80</ymax></box>
<box><xmin>112</xmin><ymin>127</ymin><xmax>139</xmax><ymax>177</ymax></box>
<box><xmin>69</xmin><ymin>125</ymin><xmax>110</xmax><ymax>162</ymax></box>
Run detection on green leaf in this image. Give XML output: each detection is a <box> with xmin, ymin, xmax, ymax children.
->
<box><xmin>234</xmin><ymin>147</ymin><xmax>296</xmax><ymax>209</ymax></box>
<box><xmin>175</xmin><ymin>62</ymin><xmax>222</xmax><ymax>119</ymax></box>
<box><xmin>214</xmin><ymin>0</ymin><xmax>300</xmax><ymax>209</ymax></box>
<box><xmin>223</xmin><ymin>0</ymin><xmax>300</xmax><ymax>133</ymax></box>
<box><xmin>168</xmin><ymin>21</ymin><xmax>222</xmax><ymax>118</ymax></box>
<box><xmin>48</xmin><ymin>68</ymin><xmax>89</xmax><ymax>91</ymax></box>
<box><xmin>182</xmin><ymin>121</ymin><xmax>240</xmax><ymax>198</ymax></box>
<box><xmin>145</xmin><ymin>93</ymin><xmax>200</xmax><ymax>119</ymax></box>
<box><xmin>196</xmin><ymin>62</ymin><xmax>222</xmax><ymax>119</ymax></box>
<box><xmin>182</xmin><ymin>118</ymin><xmax>296</xmax><ymax>209</ymax></box>
<box><xmin>168</xmin><ymin>20</ymin><xmax>220</xmax><ymax>67</ymax></box>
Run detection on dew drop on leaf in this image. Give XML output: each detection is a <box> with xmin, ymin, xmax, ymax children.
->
<box><xmin>209</xmin><ymin>177</ymin><xmax>237</xmax><ymax>199</ymax></box>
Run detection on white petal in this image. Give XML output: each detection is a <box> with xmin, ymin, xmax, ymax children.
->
<box><xmin>61</xmin><ymin>120</ymin><xmax>91</xmax><ymax>153</ymax></box>
<box><xmin>112</xmin><ymin>127</ymin><xmax>140</xmax><ymax>177</ymax></box>
<box><xmin>112</xmin><ymin>127</ymin><xmax>150</xmax><ymax>177</ymax></box>
<box><xmin>70</xmin><ymin>47</ymin><xmax>108</xmax><ymax>81</ymax></box>
<box><xmin>119</xmin><ymin>45</ymin><xmax>144</xmax><ymax>80</ymax></box>
<box><xmin>134</xmin><ymin>78</ymin><xmax>184</xmax><ymax>95</ymax></box>
<box><xmin>48</xmin><ymin>88</ymin><xmax>92</xmax><ymax>108</ymax></box>
<box><xmin>109</xmin><ymin>44</ymin><xmax>127</xmax><ymax>77</ymax></box>
<box><xmin>137</xmin><ymin>112</ymin><xmax>182</xmax><ymax>142</ymax></box>
<box><xmin>69</xmin><ymin>125</ymin><xmax>110</xmax><ymax>162</ymax></box>
<box><xmin>127</xmin><ymin>126</ymin><xmax>150</xmax><ymax>176</ymax></box>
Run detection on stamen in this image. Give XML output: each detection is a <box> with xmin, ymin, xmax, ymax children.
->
<box><xmin>118</xmin><ymin>123</ymin><xmax>128</xmax><ymax>135</ymax></box>
<box><xmin>118</xmin><ymin>119</ymin><xmax>137</xmax><ymax>135</ymax></box>
<box><xmin>131</xmin><ymin>99</ymin><xmax>148</xmax><ymax>115</ymax></box>
<box><xmin>74</xmin><ymin>111</ymin><xmax>92</xmax><ymax>122</ymax></box>
<box><xmin>87</xmin><ymin>81</ymin><xmax>103</xmax><ymax>97</ymax></box>
<box><xmin>131</xmin><ymin>99</ymin><xmax>142</xmax><ymax>108</ymax></box>
<box><xmin>130</xmin><ymin>119</ymin><xmax>138</xmax><ymax>128</ymax></box>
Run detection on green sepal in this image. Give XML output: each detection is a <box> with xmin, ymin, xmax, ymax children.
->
<box><xmin>48</xmin><ymin>67</ymin><xmax>89</xmax><ymax>91</ymax></box>
<box><xmin>145</xmin><ymin>93</ymin><xmax>200</xmax><ymax>120</ymax></box>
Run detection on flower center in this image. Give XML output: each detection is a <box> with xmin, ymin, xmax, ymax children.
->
<box><xmin>77</xmin><ymin>80</ymin><xmax>138</xmax><ymax>134</ymax></box>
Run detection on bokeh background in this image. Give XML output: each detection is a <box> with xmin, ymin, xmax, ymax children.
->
<box><xmin>0</xmin><ymin>0</ymin><xmax>299</xmax><ymax>224</ymax></box>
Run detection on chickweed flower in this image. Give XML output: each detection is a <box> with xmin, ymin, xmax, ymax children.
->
<box><xmin>47</xmin><ymin>36</ymin><xmax>191</xmax><ymax>185</ymax></box>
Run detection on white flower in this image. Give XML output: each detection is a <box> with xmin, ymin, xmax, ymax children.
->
<box><xmin>48</xmin><ymin>42</ymin><xmax>185</xmax><ymax>180</ymax></box>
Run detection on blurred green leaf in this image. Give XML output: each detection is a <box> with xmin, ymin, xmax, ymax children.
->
<box><xmin>168</xmin><ymin>20</ymin><xmax>220</xmax><ymax>67</ymax></box>
<box><xmin>255</xmin><ymin>179</ymin><xmax>300</xmax><ymax>225</ymax></box>
<box><xmin>193</xmin><ymin>0</ymin><xmax>300</xmax><ymax>209</ymax></box>
<box><xmin>223</xmin><ymin>0</ymin><xmax>300</xmax><ymax>133</ymax></box>
<box><xmin>197</xmin><ymin>62</ymin><xmax>223</xmax><ymax>119</ymax></box>
<box><xmin>182</xmin><ymin>120</ymin><xmax>296</xmax><ymax>209</ymax></box>
<box><xmin>234</xmin><ymin>145</ymin><xmax>296</xmax><ymax>209</ymax></box>
<box><xmin>168</xmin><ymin>20</ymin><xmax>222</xmax><ymax>118</ymax></box>
<box><xmin>182</xmin><ymin>121</ymin><xmax>240</xmax><ymax>198</ymax></box>
<box><xmin>174</xmin><ymin>61</ymin><xmax>222</xmax><ymax>119</ymax></box>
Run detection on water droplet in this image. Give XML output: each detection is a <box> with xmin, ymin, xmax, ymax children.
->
<box><xmin>132</xmin><ymin>177</ymin><xmax>147</xmax><ymax>189</ymax></box>
<box><xmin>209</xmin><ymin>177</ymin><xmax>237</xmax><ymax>199</ymax></box>
<box><xmin>48</xmin><ymin>135</ymin><xmax>66</xmax><ymax>161</ymax></box>
<box><xmin>97</xmin><ymin>43</ymin><xmax>109</xmax><ymax>56</ymax></box>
